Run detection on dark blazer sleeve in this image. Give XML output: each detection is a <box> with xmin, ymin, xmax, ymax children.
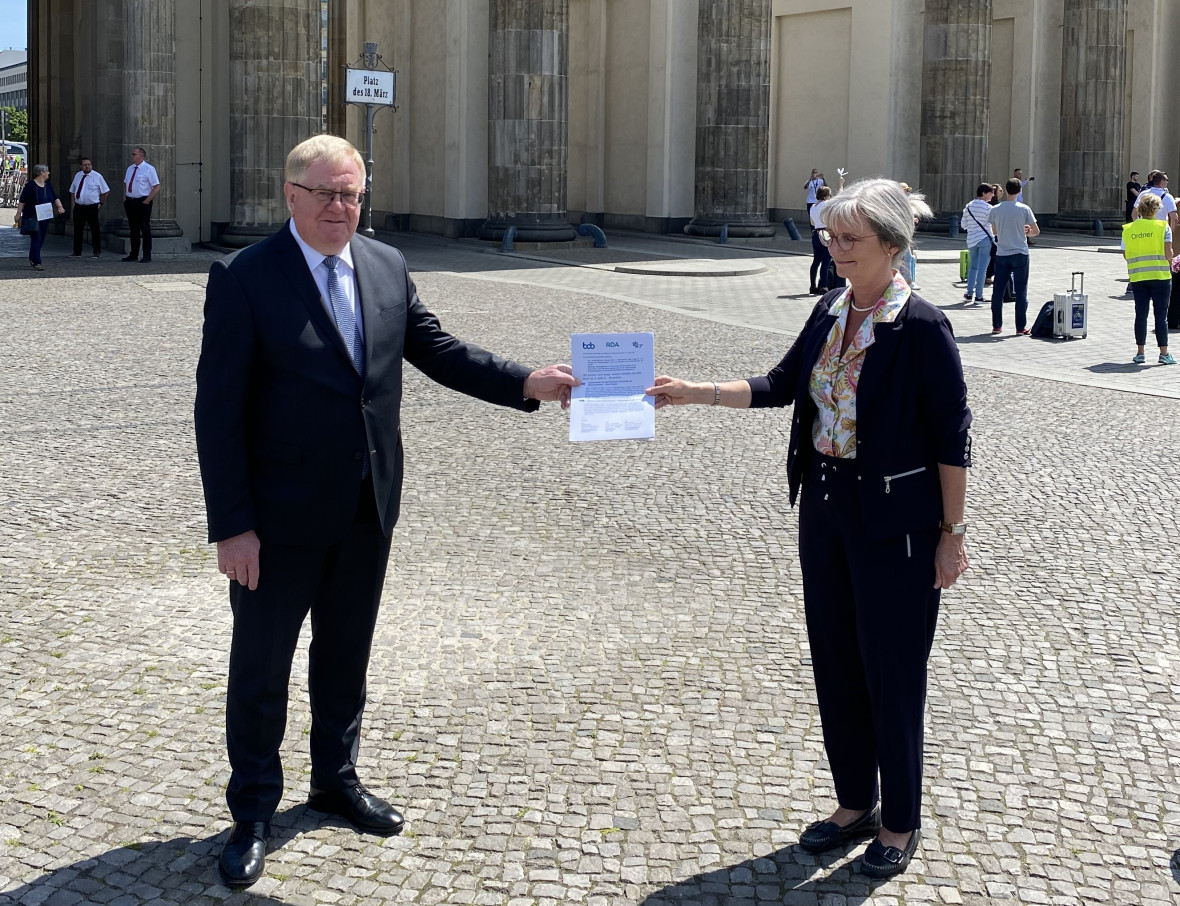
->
<box><xmin>746</xmin><ymin>298</ymin><xmax>831</xmax><ymax>407</ymax></box>
<box><xmin>194</xmin><ymin>260</ymin><xmax>259</xmax><ymax>542</ymax></box>
<box><xmin>399</xmin><ymin>265</ymin><xmax>539</xmax><ymax>412</ymax></box>
<box><xmin>916</xmin><ymin>314</ymin><xmax>972</xmax><ymax>468</ymax></box>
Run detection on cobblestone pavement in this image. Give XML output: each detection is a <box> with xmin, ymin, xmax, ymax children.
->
<box><xmin>2</xmin><ymin>222</ymin><xmax>1179</xmax><ymax>906</ymax></box>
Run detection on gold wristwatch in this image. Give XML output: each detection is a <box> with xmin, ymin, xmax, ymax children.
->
<box><xmin>939</xmin><ymin>521</ymin><xmax>967</xmax><ymax>535</ymax></box>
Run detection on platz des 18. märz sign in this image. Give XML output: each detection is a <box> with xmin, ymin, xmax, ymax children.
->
<box><xmin>346</xmin><ymin>68</ymin><xmax>395</xmax><ymax>106</ymax></box>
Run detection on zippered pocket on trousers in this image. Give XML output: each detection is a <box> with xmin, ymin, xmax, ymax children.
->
<box><xmin>883</xmin><ymin>466</ymin><xmax>927</xmax><ymax>494</ymax></box>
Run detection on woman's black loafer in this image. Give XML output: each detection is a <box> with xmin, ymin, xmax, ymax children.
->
<box><xmin>798</xmin><ymin>804</ymin><xmax>881</xmax><ymax>853</ymax></box>
<box><xmin>861</xmin><ymin>827</ymin><xmax>920</xmax><ymax>878</ymax></box>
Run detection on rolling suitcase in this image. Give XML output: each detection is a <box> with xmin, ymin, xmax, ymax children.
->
<box><xmin>1053</xmin><ymin>271</ymin><xmax>1087</xmax><ymax>339</ymax></box>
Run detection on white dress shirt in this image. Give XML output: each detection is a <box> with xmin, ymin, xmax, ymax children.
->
<box><xmin>123</xmin><ymin>160</ymin><xmax>160</xmax><ymax>198</ymax></box>
<box><xmin>288</xmin><ymin>219</ymin><xmax>365</xmax><ymax>345</ymax></box>
<box><xmin>69</xmin><ymin>170</ymin><xmax>110</xmax><ymax>205</ymax></box>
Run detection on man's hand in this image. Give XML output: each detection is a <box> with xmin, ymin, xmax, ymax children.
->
<box><xmin>933</xmin><ymin>534</ymin><xmax>968</xmax><ymax>590</ymax></box>
<box><xmin>217</xmin><ymin>530</ymin><xmax>261</xmax><ymax>590</ymax></box>
<box><xmin>524</xmin><ymin>364</ymin><xmax>581</xmax><ymax>410</ymax></box>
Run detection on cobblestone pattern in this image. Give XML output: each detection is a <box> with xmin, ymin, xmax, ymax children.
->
<box><xmin>1</xmin><ymin>224</ymin><xmax>1179</xmax><ymax>905</ymax></box>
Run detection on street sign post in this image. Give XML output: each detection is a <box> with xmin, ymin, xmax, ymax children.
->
<box><xmin>345</xmin><ymin>43</ymin><xmax>397</xmax><ymax>238</ymax></box>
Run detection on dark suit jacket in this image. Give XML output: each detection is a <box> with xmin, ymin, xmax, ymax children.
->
<box><xmin>746</xmin><ymin>291</ymin><xmax>972</xmax><ymax>539</ymax></box>
<box><xmin>194</xmin><ymin>221</ymin><xmax>538</xmax><ymax>546</ymax></box>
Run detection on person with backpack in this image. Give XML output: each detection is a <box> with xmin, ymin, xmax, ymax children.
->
<box><xmin>960</xmin><ymin>183</ymin><xmax>995</xmax><ymax>306</ymax></box>
<box><xmin>1122</xmin><ymin>193</ymin><xmax>1175</xmax><ymax>364</ymax></box>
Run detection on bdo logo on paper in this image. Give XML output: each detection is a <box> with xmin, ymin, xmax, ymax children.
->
<box><xmin>582</xmin><ymin>341</ymin><xmax>596</xmax><ymax>349</ymax></box>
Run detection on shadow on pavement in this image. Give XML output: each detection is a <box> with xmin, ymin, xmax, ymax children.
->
<box><xmin>1087</xmin><ymin>361</ymin><xmax>1149</xmax><ymax>374</ymax></box>
<box><xmin>637</xmin><ymin>845</ymin><xmax>887</xmax><ymax>906</ymax></box>
<box><xmin>0</xmin><ymin>255</ymin><xmax>220</xmax><ymax>279</ymax></box>
<box><xmin>0</xmin><ymin>806</ymin><xmax>315</xmax><ymax>906</ymax></box>
<box><xmin>955</xmin><ymin>331</ymin><xmax>1013</xmax><ymax>344</ymax></box>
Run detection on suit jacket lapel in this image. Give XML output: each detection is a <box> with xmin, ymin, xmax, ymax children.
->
<box><xmin>350</xmin><ymin>237</ymin><xmax>383</xmax><ymax>390</ymax></box>
<box><xmin>275</xmin><ymin>221</ymin><xmax>355</xmax><ymax>369</ymax></box>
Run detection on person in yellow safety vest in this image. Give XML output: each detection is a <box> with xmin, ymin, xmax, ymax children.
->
<box><xmin>1122</xmin><ymin>192</ymin><xmax>1175</xmax><ymax>365</ymax></box>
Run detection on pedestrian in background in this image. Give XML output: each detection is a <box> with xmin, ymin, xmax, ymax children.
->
<box><xmin>647</xmin><ymin>178</ymin><xmax>970</xmax><ymax>880</ymax></box>
<box><xmin>1132</xmin><ymin>170</ymin><xmax>1177</xmax><ymax>232</ymax></box>
<box><xmin>987</xmin><ymin>177</ymin><xmax>1039</xmax><ymax>334</ymax></box>
<box><xmin>1126</xmin><ymin>170</ymin><xmax>1142</xmax><ymax>223</ymax></box>
<box><xmin>960</xmin><ymin>183</ymin><xmax>994</xmax><ymax>306</ymax></box>
<box><xmin>898</xmin><ymin>182</ymin><xmax>920</xmax><ymax>289</ymax></box>
<box><xmin>807</xmin><ymin>173</ymin><xmax>844</xmax><ymax>295</ymax></box>
<box><xmin>804</xmin><ymin>169</ymin><xmax>825</xmax><ymax>223</ymax></box>
<box><xmin>1122</xmin><ymin>193</ymin><xmax>1175</xmax><ymax>365</ymax></box>
<box><xmin>68</xmin><ymin>157</ymin><xmax>110</xmax><ymax>259</ymax></box>
<box><xmin>14</xmin><ymin>164</ymin><xmax>65</xmax><ymax>271</ymax></box>
<box><xmin>122</xmin><ymin>145</ymin><xmax>160</xmax><ymax>263</ymax></box>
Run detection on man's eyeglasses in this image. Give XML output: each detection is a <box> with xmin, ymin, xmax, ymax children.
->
<box><xmin>291</xmin><ymin>182</ymin><xmax>366</xmax><ymax>207</ymax></box>
<box><xmin>817</xmin><ymin>229</ymin><xmax>875</xmax><ymax>249</ymax></box>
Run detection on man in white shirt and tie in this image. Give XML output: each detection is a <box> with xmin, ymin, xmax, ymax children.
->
<box><xmin>122</xmin><ymin>145</ymin><xmax>160</xmax><ymax>263</ymax></box>
<box><xmin>69</xmin><ymin>157</ymin><xmax>111</xmax><ymax>258</ymax></box>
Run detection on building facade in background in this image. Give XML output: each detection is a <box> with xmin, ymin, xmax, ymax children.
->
<box><xmin>27</xmin><ymin>0</ymin><xmax>1180</xmax><ymax>247</ymax></box>
<box><xmin>0</xmin><ymin>49</ymin><xmax>27</xmax><ymax>111</ymax></box>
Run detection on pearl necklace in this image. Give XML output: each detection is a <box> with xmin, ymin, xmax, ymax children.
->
<box><xmin>849</xmin><ymin>297</ymin><xmax>877</xmax><ymax>313</ymax></box>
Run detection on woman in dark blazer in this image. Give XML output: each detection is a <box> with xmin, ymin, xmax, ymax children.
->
<box><xmin>14</xmin><ymin>164</ymin><xmax>65</xmax><ymax>271</ymax></box>
<box><xmin>648</xmin><ymin>178</ymin><xmax>971</xmax><ymax>879</ymax></box>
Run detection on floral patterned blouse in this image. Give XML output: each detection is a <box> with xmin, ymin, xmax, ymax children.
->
<box><xmin>809</xmin><ymin>272</ymin><xmax>911</xmax><ymax>458</ymax></box>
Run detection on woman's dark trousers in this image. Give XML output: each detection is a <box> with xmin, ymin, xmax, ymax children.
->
<box><xmin>798</xmin><ymin>452</ymin><xmax>941</xmax><ymax>833</ymax></box>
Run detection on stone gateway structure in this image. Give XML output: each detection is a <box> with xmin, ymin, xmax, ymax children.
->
<box><xmin>27</xmin><ymin>0</ymin><xmax>1180</xmax><ymax>248</ymax></box>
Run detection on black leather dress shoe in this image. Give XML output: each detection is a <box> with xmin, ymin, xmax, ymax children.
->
<box><xmin>307</xmin><ymin>783</ymin><xmax>404</xmax><ymax>836</ymax></box>
<box><xmin>121</xmin><ymin>255</ymin><xmax>137</xmax><ymax>262</ymax></box>
<box><xmin>218</xmin><ymin>821</ymin><xmax>269</xmax><ymax>888</ymax></box>
<box><xmin>861</xmin><ymin>827</ymin><xmax>921</xmax><ymax>878</ymax></box>
<box><xmin>799</xmin><ymin>804</ymin><xmax>881</xmax><ymax>853</ymax></box>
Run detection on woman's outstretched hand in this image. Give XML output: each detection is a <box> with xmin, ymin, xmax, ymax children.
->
<box><xmin>647</xmin><ymin>376</ymin><xmax>708</xmax><ymax>409</ymax></box>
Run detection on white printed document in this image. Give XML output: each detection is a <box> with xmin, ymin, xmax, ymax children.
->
<box><xmin>35</xmin><ymin>203</ymin><xmax>54</xmax><ymax>221</ymax></box>
<box><xmin>569</xmin><ymin>332</ymin><xmax>655</xmax><ymax>442</ymax></box>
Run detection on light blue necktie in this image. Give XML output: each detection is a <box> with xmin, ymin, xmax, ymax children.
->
<box><xmin>323</xmin><ymin>255</ymin><xmax>364</xmax><ymax>375</ymax></box>
<box><xmin>323</xmin><ymin>255</ymin><xmax>369</xmax><ymax>478</ymax></box>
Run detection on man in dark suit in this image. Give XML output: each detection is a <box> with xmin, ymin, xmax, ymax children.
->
<box><xmin>194</xmin><ymin>135</ymin><xmax>578</xmax><ymax>889</ymax></box>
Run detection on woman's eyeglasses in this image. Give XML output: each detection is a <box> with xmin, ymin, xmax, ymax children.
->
<box><xmin>817</xmin><ymin>229</ymin><xmax>874</xmax><ymax>249</ymax></box>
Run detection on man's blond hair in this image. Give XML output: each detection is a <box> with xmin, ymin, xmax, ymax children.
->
<box><xmin>284</xmin><ymin>134</ymin><xmax>365</xmax><ymax>186</ymax></box>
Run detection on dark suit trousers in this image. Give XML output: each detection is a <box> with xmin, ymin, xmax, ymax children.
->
<box><xmin>123</xmin><ymin>197</ymin><xmax>153</xmax><ymax>258</ymax></box>
<box><xmin>798</xmin><ymin>453</ymin><xmax>941</xmax><ymax>833</ymax></box>
<box><xmin>73</xmin><ymin>203</ymin><xmax>101</xmax><ymax>255</ymax></box>
<box><xmin>225</xmin><ymin>478</ymin><xmax>392</xmax><ymax>822</ymax></box>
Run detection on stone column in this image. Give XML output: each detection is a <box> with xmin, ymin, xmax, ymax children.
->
<box><xmin>1058</xmin><ymin>0</ymin><xmax>1127</xmax><ymax>231</ymax></box>
<box><xmin>478</xmin><ymin>0</ymin><xmax>576</xmax><ymax>243</ymax></box>
<box><xmin>919</xmin><ymin>0</ymin><xmax>991</xmax><ymax>217</ymax></box>
<box><xmin>222</xmin><ymin>0</ymin><xmax>322</xmax><ymax>247</ymax></box>
<box><xmin>121</xmin><ymin>0</ymin><xmax>182</xmax><ymax>238</ymax></box>
<box><xmin>685</xmin><ymin>0</ymin><xmax>774</xmax><ymax>238</ymax></box>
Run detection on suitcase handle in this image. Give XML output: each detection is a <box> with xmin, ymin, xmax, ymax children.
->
<box><xmin>1070</xmin><ymin>271</ymin><xmax>1084</xmax><ymax>295</ymax></box>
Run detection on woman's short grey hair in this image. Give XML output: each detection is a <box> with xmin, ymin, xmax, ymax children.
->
<box><xmin>823</xmin><ymin>178</ymin><xmax>933</xmax><ymax>266</ymax></box>
<box><xmin>31</xmin><ymin>163</ymin><xmax>49</xmax><ymax>178</ymax></box>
